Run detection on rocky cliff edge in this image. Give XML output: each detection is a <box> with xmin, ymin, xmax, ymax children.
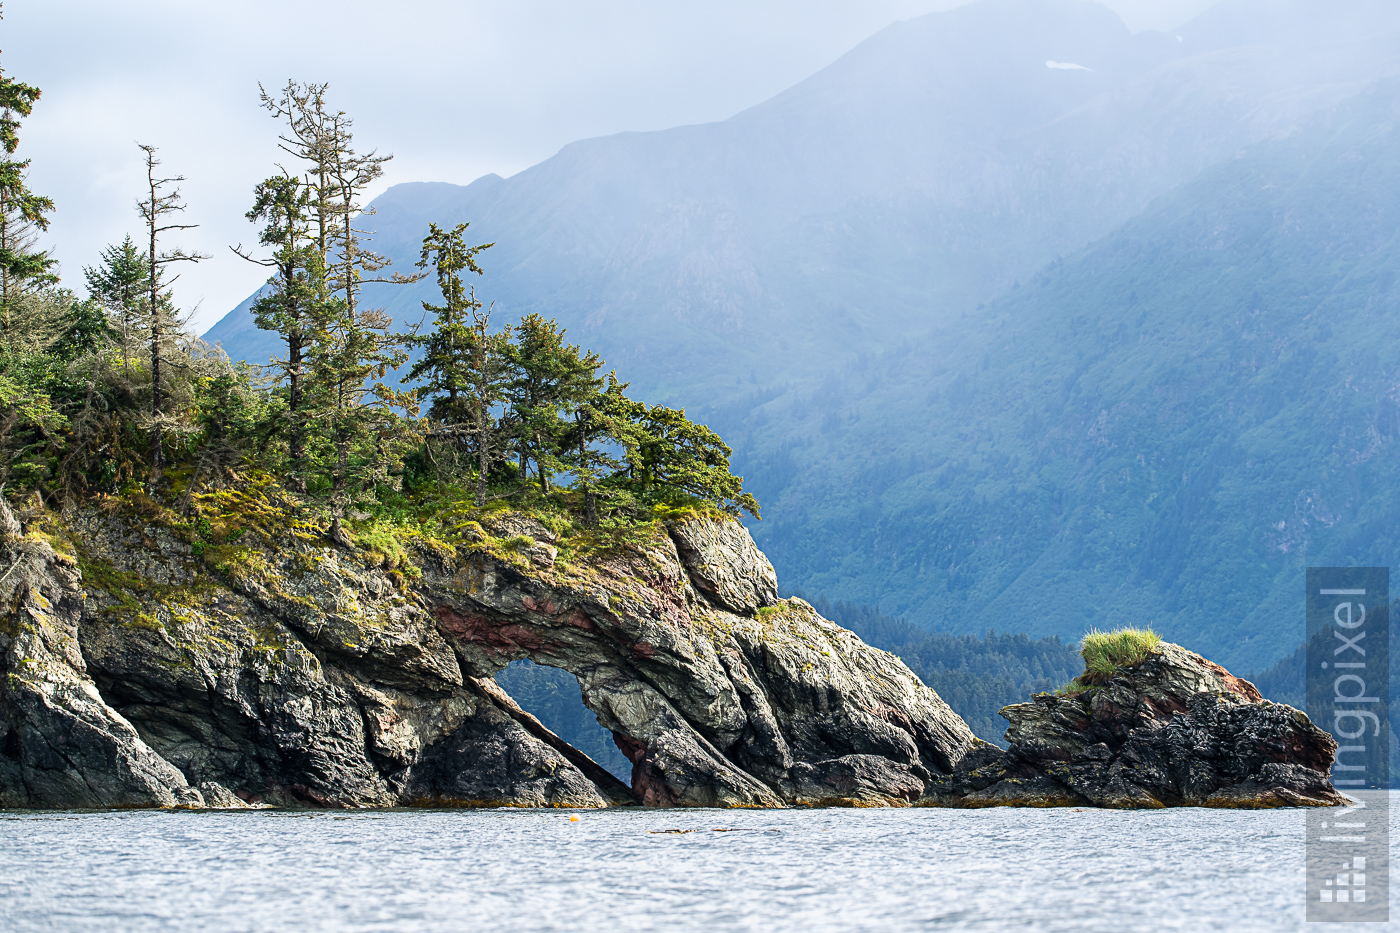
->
<box><xmin>0</xmin><ymin>495</ymin><xmax>1342</xmax><ymax>809</ymax></box>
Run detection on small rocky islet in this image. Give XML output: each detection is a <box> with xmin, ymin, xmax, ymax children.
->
<box><xmin>0</xmin><ymin>494</ymin><xmax>1344</xmax><ymax>811</ymax></box>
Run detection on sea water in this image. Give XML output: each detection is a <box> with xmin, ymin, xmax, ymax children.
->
<box><xmin>2</xmin><ymin>801</ymin><xmax>1397</xmax><ymax>932</ymax></box>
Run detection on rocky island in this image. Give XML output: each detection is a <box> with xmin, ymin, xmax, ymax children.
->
<box><xmin>0</xmin><ymin>494</ymin><xmax>1344</xmax><ymax>811</ymax></box>
<box><xmin>0</xmin><ymin>87</ymin><xmax>1346</xmax><ymax>810</ymax></box>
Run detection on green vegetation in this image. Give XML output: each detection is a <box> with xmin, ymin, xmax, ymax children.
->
<box><xmin>1057</xmin><ymin>627</ymin><xmax>1161</xmax><ymax>695</ymax></box>
<box><xmin>723</xmin><ymin>82</ymin><xmax>1400</xmax><ymax>674</ymax></box>
<box><xmin>0</xmin><ymin>72</ymin><xmax>758</xmax><ymax>544</ymax></box>
<box><xmin>0</xmin><ymin>41</ymin><xmax>55</xmax><ymax>313</ymax></box>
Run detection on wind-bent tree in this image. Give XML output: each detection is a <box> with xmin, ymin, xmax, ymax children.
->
<box><xmin>565</xmin><ymin>373</ymin><xmax>633</xmax><ymax>527</ymax></box>
<box><xmin>135</xmin><ymin>144</ymin><xmax>206</xmax><ymax>479</ymax></box>
<box><xmin>589</xmin><ymin>385</ymin><xmax>759</xmax><ymax>519</ymax></box>
<box><xmin>504</xmin><ymin>314</ymin><xmax>604</xmax><ymax>493</ymax></box>
<box><xmin>409</xmin><ymin>221</ymin><xmax>502</xmax><ymax>506</ymax></box>
<box><xmin>84</xmin><ymin>236</ymin><xmax>149</xmax><ymax>374</ymax></box>
<box><xmin>0</xmin><ymin>32</ymin><xmax>55</xmax><ymax>325</ymax></box>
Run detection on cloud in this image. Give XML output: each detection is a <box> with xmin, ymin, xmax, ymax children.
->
<box><xmin>11</xmin><ymin>0</ymin><xmax>967</xmax><ymax>333</ymax></box>
<box><xmin>1045</xmin><ymin>61</ymin><xmax>1092</xmax><ymax>71</ymax></box>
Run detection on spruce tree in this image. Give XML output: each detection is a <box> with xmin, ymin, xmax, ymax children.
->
<box><xmin>258</xmin><ymin>81</ymin><xmax>420</xmax><ymax>540</ymax></box>
<box><xmin>0</xmin><ymin>20</ymin><xmax>56</xmax><ymax>327</ymax></box>
<box><xmin>603</xmin><ymin>390</ymin><xmax>760</xmax><ymax>519</ymax></box>
<box><xmin>566</xmin><ymin>373</ymin><xmax>633</xmax><ymax>527</ymax></box>
<box><xmin>409</xmin><ymin>221</ymin><xmax>502</xmax><ymax>506</ymax></box>
<box><xmin>503</xmin><ymin>314</ymin><xmax>603</xmax><ymax>493</ymax></box>
<box><xmin>83</xmin><ymin>236</ymin><xmax>149</xmax><ymax>375</ymax></box>
<box><xmin>238</xmin><ymin>172</ymin><xmax>317</xmax><ymax>489</ymax></box>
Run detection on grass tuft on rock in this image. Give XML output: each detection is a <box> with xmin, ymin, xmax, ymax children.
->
<box><xmin>1058</xmin><ymin>627</ymin><xmax>1162</xmax><ymax>695</ymax></box>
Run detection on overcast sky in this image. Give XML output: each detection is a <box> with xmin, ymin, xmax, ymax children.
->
<box><xmin>8</xmin><ymin>0</ymin><xmax>1215</xmax><ymax>333</ymax></box>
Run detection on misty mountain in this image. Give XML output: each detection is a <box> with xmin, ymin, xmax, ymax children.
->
<box><xmin>750</xmin><ymin>75</ymin><xmax>1400</xmax><ymax>671</ymax></box>
<box><xmin>210</xmin><ymin>0</ymin><xmax>1400</xmax><ymax>387</ymax></box>
<box><xmin>205</xmin><ymin>0</ymin><xmax>1400</xmax><ymax>669</ymax></box>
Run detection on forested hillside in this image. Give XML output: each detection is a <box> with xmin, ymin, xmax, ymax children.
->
<box><xmin>801</xmin><ymin>597</ymin><xmax>1081</xmax><ymax>744</ymax></box>
<box><xmin>204</xmin><ymin>0</ymin><xmax>1400</xmax><ymax>672</ymax></box>
<box><xmin>209</xmin><ymin>0</ymin><xmax>1400</xmax><ymax>399</ymax></box>
<box><xmin>750</xmin><ymin>78</ymin><xmax>1400</xmax><ymax>670</ymax></box>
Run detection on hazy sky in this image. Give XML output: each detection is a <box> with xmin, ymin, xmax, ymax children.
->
<box><xmin>8</xmin><ymin>0</ymin><xmax>1215</xmax><ymax>332</ymax></box>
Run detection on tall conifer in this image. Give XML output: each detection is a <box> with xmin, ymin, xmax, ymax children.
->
<box><xmin>0</xmin><ymin>8</ymin><xmax>55</xmax><ymax>325</ymax></box>
<box><xmin>410</xmin><ymin>221</ymin><xmax>502</xmax><ymax>506</ymax></box>
<box><xmin>84</xmin><ymin>236</ymin><xmax>149</xmax><ymax>376</ymax></box>
<box><xmin>257</xmin><ymin>81</ymin><xmax>420</xmax><ymax>539</ymax></box>
<box><xmin>504</xmin><ymin>315</ymin><xmax>604</xmax><ymax>493</ymax></box>
<box><xmin>238</xmin><ymin>172</ymin><xmax>317</xmax><ymax>489</ymax></box>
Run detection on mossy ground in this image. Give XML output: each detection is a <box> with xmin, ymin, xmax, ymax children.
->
<box><xmin>24</xmin><ymin>468</ymin><xmax>726</xmax><ymax>628</ymax></box>
<box><xmin>1057</xmin><ymin>627</ymin><xmax>1162</xmax><ymax>696</ymax></box>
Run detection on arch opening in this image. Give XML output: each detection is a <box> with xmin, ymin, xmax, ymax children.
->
<box><xmin>494</xmin><ymin>659</ymin><xmax>632</xmax><ymax>784</ymax></box>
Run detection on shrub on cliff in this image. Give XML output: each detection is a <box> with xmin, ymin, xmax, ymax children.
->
<box><xmin>1059</xmin><ymin>626</ymin><xmax>1162</xmax><ymax>694</ymax></box>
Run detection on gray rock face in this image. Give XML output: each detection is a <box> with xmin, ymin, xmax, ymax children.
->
<box><xmin>0</xmin><ymin>509</ymin><xmax>627</xmax><ymax>810</ymax></box>
<box><xmin>668</xmin><ymin>517</ymin><xmax>778</xmax><ymax>615</ymax></box>
<box><xmin>924</xmin><ymin>642</ymin><xmax>1345</xmax><ymax>809</ymax></box>
<box><xmin>1</xmin><ymin>505</ymin><xmax>966</xmax><ymax>809</ymax></box>
<box><xmin>0</xmin><ymin>530</ymin><xmax>200</xmax><ymax>808</ymax></box>
<box><xmin>0</xmin><ymin>500</ymin><xmax>1342</xmax><ymax>811</ymax></box>
<box><xmin>419</xmin><ymin>517</ymin><xmax>981</xmax><ymax>807</ymax></box>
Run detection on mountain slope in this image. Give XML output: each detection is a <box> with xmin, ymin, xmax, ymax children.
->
<box><xmin>208</xmin><ymin>0</ymin><xmax>1400</xmax><ymax>399</ymax></box>
<box><xmin>203</xmin><ymin>0</ymin><xmax>1400</xmax><ymax>670</ymax></box>
<box><xmin>749</xmin><ymin>77</ymin><xmax>1400</xmax><ymax>670</ymax></box>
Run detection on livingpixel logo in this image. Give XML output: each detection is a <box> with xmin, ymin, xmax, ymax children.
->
<box><xmin>1305</xmin><ymin>569</ymin><xmax>1389</xmax><ymax>922</ymax></box>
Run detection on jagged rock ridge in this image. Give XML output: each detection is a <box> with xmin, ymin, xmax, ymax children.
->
<box><xmin>0</xmin><ymin>497</ymin><xmax>1342</xmax><ymax>810</ymax></box>
<box><xmin>926</xmin><ymin>643</ymin><xmax>1345</xmax><ymax>808</ymax></box>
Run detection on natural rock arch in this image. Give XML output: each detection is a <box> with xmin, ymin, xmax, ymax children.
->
<box><xmin>421</xmin><ymin>513</ymin><xmax>980</xmax><ymax>807</ymax></box>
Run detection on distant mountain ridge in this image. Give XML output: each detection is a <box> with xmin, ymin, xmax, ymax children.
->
<box><xmin>205</xmin><ymin>0</ymin><xmax>1400</xmax><ymax>670</ymax></box>
<box><xmin>749</xmin><ymin>76</ymin><xmax>1400</xmax><ymax>670</ymax></box>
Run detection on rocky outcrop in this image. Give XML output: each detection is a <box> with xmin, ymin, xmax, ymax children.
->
<box><xmin>0</xmin><ymin>516</ymin><xmax>205</xmax><ymax>809</ymax></box>
<box><xmin>668</xmin><ymin>516</ymin><xmax>778</xmax><ymax>615</ymax></box>
<box><xmin>0</xmin><ymin>501</ymin><xmax>978</xmax><ymax>809</ymax></box>
<box><xmin>0</xmin><ymin>501</ymin><xmax>631</xmax><ymax>810</ymax></box>
<box><xmin>924</xmin><ymin>642</ymin><xmax>1345</xmax><ymax>809</ymax></box>
<box><xmin>423</xmin><ymin>511</ymin><xmax>979</xmax><ymax>808</ymax></box>
<box><xmin>0</xmin><ymin>495</ymin><xmax>1343</xmax><ymax>810</ymax></box>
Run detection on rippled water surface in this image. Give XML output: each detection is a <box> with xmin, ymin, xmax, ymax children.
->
<box><xmin>2</xmin><ymin>803</ymin><xmax>1397</xmax><ymax>932</ymax></box>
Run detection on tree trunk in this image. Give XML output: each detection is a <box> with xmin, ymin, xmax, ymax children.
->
<box><xmin>0</xmin><ymin>203</ymin><xmax>11</xmax><ymax>320</ymax></box>
<box><xmin>149</xmin><ymin>295</ymin><xmax>163</xmax><ymax>478</ymax></box>
<box><xmin>581</xmin><ymin>433</ymin><xmax>596</xmax><ymax>528</ymax></box>
<box><xmin>474</xmin><ymin>393</ymin><xmax>489</xmax><ymax>508</ymax></box>
<box><xmin>147</xmin><ymin>178</ymin><xmax>163</xmax><ymax>482</ymax></box>
<box><xmin>287</xmin><ymin>330</ymin><xmax>305</xmax><ymax>494</ymax></box>
<box><xmin>328</xmin><ymin>515</ymin><xmax>353</xmax><ymax>549</ymax></box>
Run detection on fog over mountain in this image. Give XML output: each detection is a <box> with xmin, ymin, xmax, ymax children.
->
<box><xmin>206</xmin><ymin>0</ymin><xmax>1400</xmax><ymax>669</ymax></box>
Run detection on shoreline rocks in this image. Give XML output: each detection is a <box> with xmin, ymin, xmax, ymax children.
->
<box><xmin>0</xmin><ymin>498</ymin><xmax>1344</xmax><ymax>810</ymax></box>
<box><xmin>923</xmin><ymin>642</ymin><xmax>1345</xmax><ymax>809</ymax></box>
